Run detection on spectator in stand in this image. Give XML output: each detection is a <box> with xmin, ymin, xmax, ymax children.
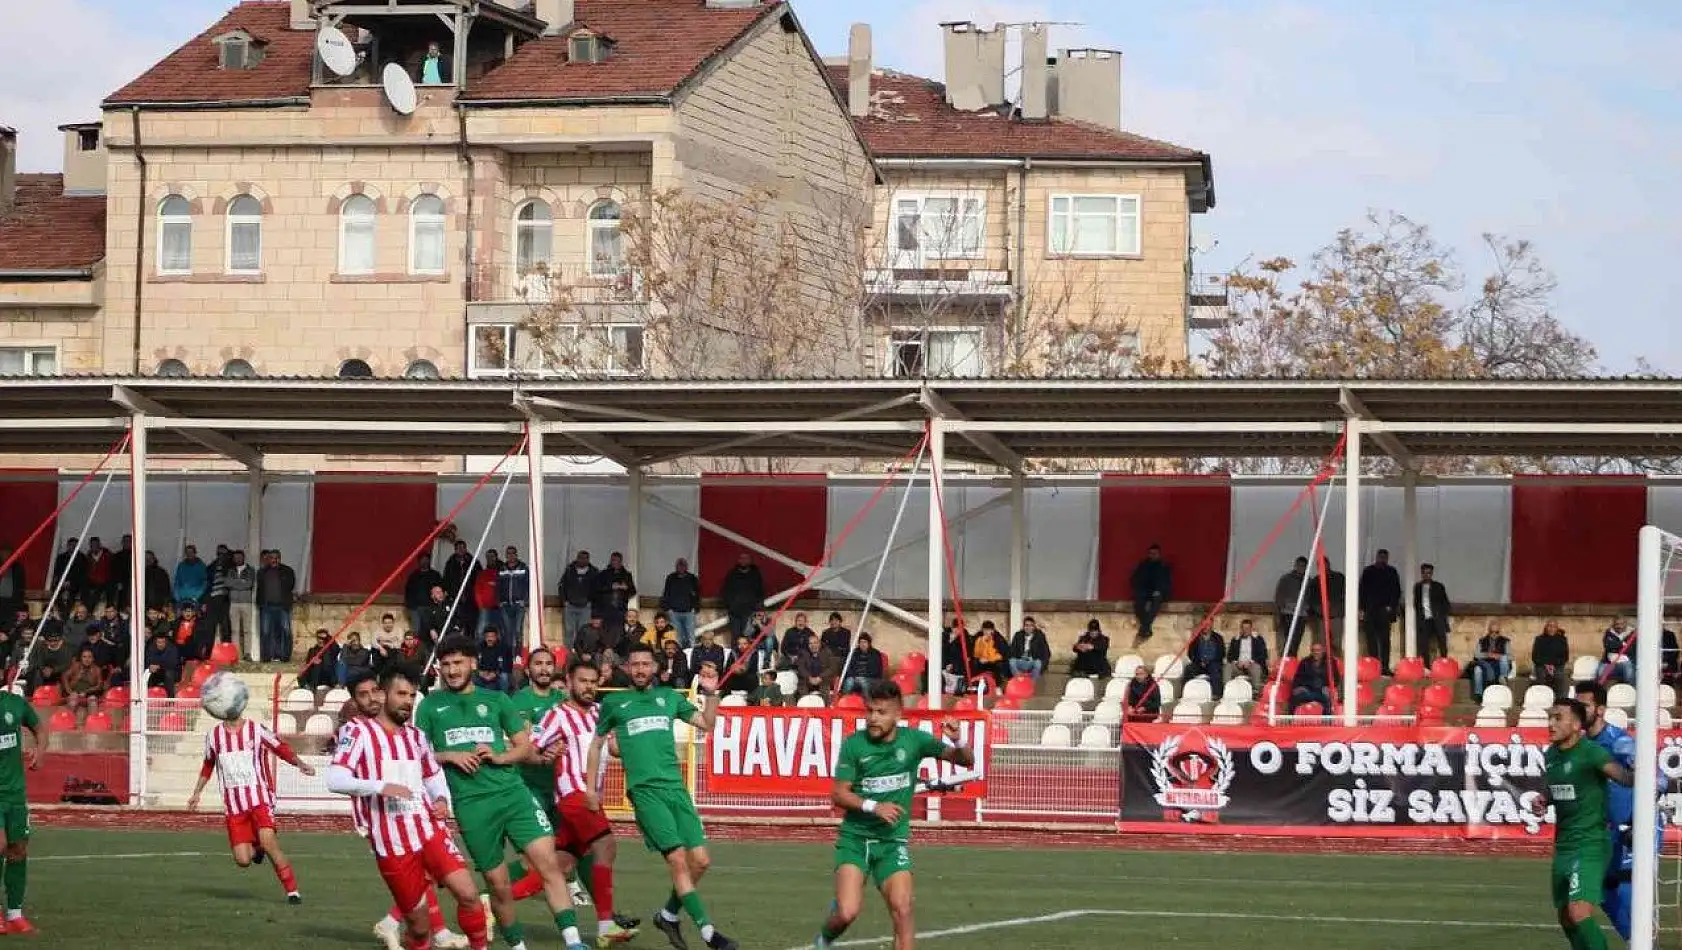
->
<box><xmin>174</xmin><ymin>602</ymin><xmax>202</xmax><ymax>660</ymax></box>
<box><xmin>143</xmin><ymin>629</ymin><xmax>180</xmax><ymax>696</ymax></box>
<box><xmin>1358</xmin><ymin>549</ymin><xmax>1403</xmax><ymax>675</ymax></box>
<box><xmin>1273</xmin><ymin>556</ymin><xmax>1311</xmax><ymax>658</ymax></box>
<box><xmin>403</xmin><ymin>554</ymin><xmax>444</xmax><ymax>643</ymax></box>
<box><xmin>0</xmin><ymin>548</ymin><xmax>22</xmax><ymax>620</ymax></box>
<box><xmin>819</xmin><ymin>612</ymin><xmax>851</xmax><ymax>655</ymax></box>
<box><xmin>720</xmin><ymin>553</ymin><xmax>766</xmax><ymax>640</ymax></box>
<box><xmin>1664</xmin><ymin>628</ymin><xmax>1681</xmax><ymax>688</ymax></box>
<box><xmin>395</xmin><ymin>630</ymin><xmax>427</xmax><ymax>668</ymax></box>
<box><xmin>658</xmin><ymin>636</ymin><xmax>692</xmax><ymax>690</ymax></box>
<box><xmin>1600</xmin><ymin>616</ymin><xmax>1635</xmax><ymax>685</ymax></box>
<box><xmin>749</xmin><ymin>668</ymin><xmax>785</xmax><ymax>707</ymax></box>
<box><xmin>1413</xmin><ymin>564</ymin><xmax>1452</xmax><ymax>664</ymax></box>
<box><xmin>1008</xmin><ymin>617</ymin><xmax>1051</xmax><ymax>680</ymax></box>
<box><xmin>723</xmin><ymin>634</ymin><xmax>767</xmax><ymax>695</ymax></box>
<box><xmin>598</xmin><ymin>652</ymin><xmax>631</xmax><ymax>689</ymax></box>
<box><xmin>1184</xmin><ymin>628</ymin><xmax>1226</xmax><ymax>700</ymax></box>
<box><xmin>842</xmin><ymin>632</ymin><xmax>886</xmax><ymax>695</ymax></box>
<box><xmin>1530</xmin><ymin>620</ymin><xmax>1570</xmax><ymax>698</ymax></box>
<box><xmin>688</xmin><ymin>629</ymin><xmax>730</xmax><ymax>680</ymax></box>
<box><xmin>142</xmin><ymin>550</ymin><xmax>171</xmax><ymax>611</ymax></box>
<box><xmin>940</xmin><ymin>620</ymin><xmax>971</xmax><ymax>694</ymax></box>
<box><xmin>576</xmin><ymin>616</ymin><xmax>608</xmax><ymax>656</ymax></box>
<box><xmin>83</xmin><ymin>536</ymin><xmax>113</xmax><ymax>609</ymax></box>
<box><xmin>258</xmin><ymin>549</ymin><xmax>298</xmax><ymax>663</ymax></box>
<box><xmin>0</xmin><ymin>625</ymin><xmax>18</xmax><ymax>678</ymax></box>
<box><xmin>559</xmin><ymin>550</ymin><xmax>598</xmax><ymax>646</ymax></box>
<box><xmin>792</xmin><ymin>631</ymin><xmax>826</xmax><ymax>698</ymax></box>
<box><xmin>224</xmin><ymin>550</ymin><xmax>256</xmax><ymax>652</ymax></box>
<box><xmin>417</xmin><ymin>584</ymin><xmax>455</xmax><ymax>646</ymax></box>
<box><xmin>111</xmin><ymin>534</ymin><xmax>134</xmax><ymax>612</ymax></box>
<box><xmin>473</xmin><ymin>549</ymin><xmax>502</xmax><ymax>638</ymax></box>
<box><xmin>204</xmin><ymin>545</ymin><xmax>233</xmax><ymax>646</ymax></box>
<box><xmin>62</xmin><ymin>647</ymin><xmax>106</xmax><ymax>718</ymax></box>
<box><xmin>1290</xmin><ymin>641</ymin><xmax>1333</xmax><ymax>713</ymax></box>
<box><xmin>746</xmin><ymin>610</ymin><xmax>777</xmax><ymax>661</ymax></box>
<box><xmin>1130</xmin><ymin>543</ymin><xmax>1172</xmax><ymax>646</ymax></box>
<box><xmin>639</xmin><ymin>612</ymin><xmax>668</xmax><ymax>649</ymax></box>
<box><xmin>592</xmin><ymin>551</ymin><xmax>636</xmax><ymax>644</ymax></box>
<box><xmin>63</xmin><ymin>602</ymin><xmax>92</xmax><ymax>652</ymax></box>
<box><xmin>337</xmin><ymin>631</ymin><xmax>373</xmax><ymax>687</ymax></box>
<box><xmin>299</xmin><ymin>629</ymin><xmax>340</xmax><ymax>689</ymax></box>
<box><xmin>1071</xmin><ymin>618</ymin><xmax>1112</xmax><ymax>678</ymax></box>
<box><xmin>1469</xmin><ymin>620</ymin><xmax>1512</xmax><ymax>703</ymax></box>
<box><xmin>970</xmin><ymin>620</ymin><xmax>1012</xmax><ymax>689</ymax></box>
<box><xmin>475</xmin><ymin>627</ymin><xmax>514</xmax><ymax>692</ymax></box>
<box><xmin>51</xmin><ymin>537</ymin><xmax>86</xmax><ymax>610</ymax></box>
<box><xmin>1307</xmin><ymin>563</ymin><xmax>1346</xmax><ymax>652</ymax></box>
<box><xmin>441</xmin><ymin>540</ymin><xmax>478</xmax><ymax>631</ymax></box>
<box><xmin>370</xmin><ymin>618</ymin><xmax>402</xmax><ymax>672</ymax></box>
<box><xmin>1224</xmin><ymin>618</ymin><xmax>1270</xmax><ymax>693</ymax></box>
<box><xmin>84</xmin><ymin>619</ymin><xmax>126</xmax><ymax>682</ymax></box>
<box><xmin>782</xmin><ymin>612</ymin><xmax>817</xmax><ymax>665</ymax></box>
<box><xmin>497</xmin><ymin>546</ymin><xmax>530</xmax><ymax>642</ymax></box>
<box><xmin>657</xmin><ymin>558</ymin><xmax>701</xmax><ymax>648</ymax></box>
<box><xmin>1123</xmin><ymin>665</ymin><xmax>1160</xmax><ymax>722</ymax></box>
<box><xmin>173</xmin><ymin>544</ymin><xmax>209</xmax><ymax>607</ymax></box>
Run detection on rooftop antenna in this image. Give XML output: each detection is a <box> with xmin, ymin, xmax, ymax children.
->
<box><xmin>381</xmin><ymin>62</ymin><xmax>417</xmax><ymax>116</ymax></box>
<box><xmin>316</xmin><ymin>26</ymin><xmax>357</xmax><ymax>77</ymax></box>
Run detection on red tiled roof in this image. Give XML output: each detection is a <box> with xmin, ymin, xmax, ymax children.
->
<box><xmin>823</xmin><ymin>65</ymin><xmax>1205</xmax><ymax>163</ymax></box>
<box><xmin>0</xmin><ymin>175</ymin><xmax>108</xmax><ymax>272</ymax></box>
<box><xmin>107</xmin><ymin>2</ymin><xmax>315</xmax><ymax>105</ymax></box>
<box><xmin>463</xmin><ymin>0</ymin><xmax>782</xmax><ymax>100</ymax></box>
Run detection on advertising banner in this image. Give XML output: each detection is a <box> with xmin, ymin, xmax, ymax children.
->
<box><xmin>706</xmin><ymin>708</ymin><xmax>989</xmax><ymax>798</ymax></box>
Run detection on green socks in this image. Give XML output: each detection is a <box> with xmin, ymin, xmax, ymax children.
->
<box><xmin>553</xmin><ymin>909</ymin><xmax>582</xmax><ymax>947</ymax></box>
<box><xmin>1567</xmin><ymin>919</ymin><xmax>1608</xmax><ymax>950</ymax></box>
<box><xmin>497</xmin><ymin>921</ymin><xmax>526</xmax><ymax>948</ymax></box>
<box><xmin>663</xmin><ymin>891</ymin><xmax>683</xmax><ymax>917</ymax></box>
<box><xmin>3</xmin><ymin>857</ymin><xmax>23</xmax><ymax>913</ymax></box>
<box><xmin>576</xmin><ymin>854</ymin><xmax>597</xmax><ymax>900</ymax></box>
<box><xmin>679</xmin><ymin>890</ymin><xmax>711</xmax><ymax>929</ymax></box>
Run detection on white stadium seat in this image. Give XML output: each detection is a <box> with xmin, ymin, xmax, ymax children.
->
<box><xmin>1517</xmin><ymin>708</ymin><xmax>1549</xmax><ymax>728</ymax></box>
<box><xmin>1571</xmin><ymin>656</ymin><xmax>1600</xmax><ymax>682</ymax></box>
<box><xmin>1480</xmin><ymin>684</ymin><xmax>1513</xmax><ymax>710</ymax></box>
<box><xmin>1170</xmin><ymin>701</ymin><xmax>1204</xmax><ymax>724</ymax></box>
<box><xmin>1062</xmin><ymin>678</ymin><xmax>1096</xmax><ymax>704</ymax></box>
<box><xmin>281</xmin><ymin>688</ymin><xmax>316</xmax><ymax>713</ymax></box>
<box><xmin>1606</xmin><ymin>708</ymin><xmax>1631</xmax><ymax>729</ymax></box>
<box><xmin>302</xmin><ymin>713</ymin><xmax>336</xmax><ymax>736</ymax></box>
<box><xmin>1223</xmin><ymin>679</ymin><xmax>1254</xmax><ymax>705</ymax></box>
<box><xmin>796</xmin><ymin>694</ymin><xmax>827</xmax><ymax>708</ymax></box>
<box><xmin>1210</xmin><ymin>701</ymin><xmax>1245</xmax><ymax>725</ymax></box>
<box><xmin>1662</xmin><ymin>709</ymin><xmax>1676</xmax><ymax>730</ymax></box>
<box><xmin>1092</xmin><ymin>701</ymin><xmax>1123</xmax><ymax>727</ymax></box>
<box><xmin>1152</xmin><ymin>655</ymin><xmax>1185</xmax><ymax>680</ymax></box>
<box><xmin>1521</xmin><ymin>685</ymin><xmax>1556</xmax><ymax>711</ymax></box>
<box><xmin>1156</xmin><ymin>680</ymin><xmax>1177</xmax><ymax>706</ymax></box>
<box><xmin>272</xmin><ymin>713</ymin><xmax>296</xmax><ymax>735</ymax></box>
<box><xmin>1051</xmin><ymin>701</ymin><xmax>1084</xmax><ymax>725</ymax></box>
<box><xmin>1474</xmin><ymin>708</ymin><xmax>1508</xmax><ymax>727</ymax></box>
<box><xmin>1663</xmin><ymin>685</ymin><xmax>1678</xmax><ymax>710</ymax></box>
<box><xmin>1078</xmin><ymin>724</ymin><xmax>1112</xmax><ymax>749</ymax></box>
<box><xmin>322</xmin><ymin>687</ymin><xmax>350</xmax><ymax>707</ymax></box>
<box><xmin>776</xmin><ymin>670</ymin><xmax>799</xmax><ymax>696</ymax></box>
<box><xmin>1608</xmin><ymin>684</ymin><xmax>1638</xmax><ymax>711</ymax></box>
<box><xmin>1181</xmin><ymin>678</ymin><xmax>1213</xmax><ymax>704</ymax></box>
<box><xmin>1103</xmin><ymin>678</ymin><xmax>1129</xmax><ymax>702</ymax></box>
<box><xmin>1115</xmin><ymin>655</ymin><xmax>1144</xmax><ymax>680</ymax></box>
<box><xmin>1039</xmin><ymin>724</ymin><xmax>1073</xmax><ymax>748</ymax></box>
<box><xmin>719</xmin><ymin>693</ymin><xmax>747</xmax><ymax>707</ymax></box>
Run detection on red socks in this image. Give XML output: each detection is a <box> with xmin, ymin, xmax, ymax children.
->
<box><xmin>511</xmin><ymin>868</ymin><xmax>545</xmax><ymax>902</ymax></box>
<box><xmin>457</xmin><ymin>895</ymin><xmax>490</xmax><ymax>950</ymax></box>
<box><xmin>274</xmin><ymin>862</ymin><xmax>298</xmax><ymax>895</ymax></box>
<box><xmin>591</xmin><ymin>864</ymin><xmax>614</xmax><ymax>922</ymax></box>
<box><xmin>426</xmin><ymin>892</ymin><xmax>447</xmax><ymax>933</ymax></box>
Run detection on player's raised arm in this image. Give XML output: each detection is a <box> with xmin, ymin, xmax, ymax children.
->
<box><xmin>186</xmin><ymin>733</ymin><xmax>216</xmax><ymax>811</ymax></box>
<box><xmin>686</xmin><ymin>664</ymin><xmax>721</xmax><ymax>732</ymax></box>
<box><xmin>935</xmin><ymin>719</ymin><xmax>975</xmax><ymax>769</ymax></box>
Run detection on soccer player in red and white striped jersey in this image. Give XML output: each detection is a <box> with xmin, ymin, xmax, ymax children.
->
<box><xmin>327</xmin><ymin>665</ymin><xmax>489</xmax><ymax>950</ymax></box>
<box><xmin>186</xmin><ymin>713</ymin><xmax>314</xmax><ymax>902</ymax></box>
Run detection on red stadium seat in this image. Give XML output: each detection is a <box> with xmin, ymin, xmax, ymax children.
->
<box><xmin>1003</xmin><ymin>676</ymin><xmax>1036</xmax><ymax>701</ymax></box>
<box><xmin>836</xmin><ymin>694</ymin><xmax>865</xmax><ymax>710</ymax></box>
<box><xmin>1393</xmin><ymin>657</ymin><xmax>1426</xmax><ymax>684</ymax></box>
<box><xmin>191</xmin><ymin>663</ymin><xmax>215</xmax><ymax>687</ymax></box>
<box><xmin>177</xmin><ymin>684</ymin><xmax>201</xmax><ymax>701</ymax></box>
<box><xmin>104</xmin><ymin>685</ymin><xmax>130</xmax><ymax>707</ymax></box>
<box><xmin>992</xmin><ymin>696</ymin><xmax>1021</xmax><ymax>711</ymax></box>
<box><xmin>970</xmin><ymin>673</ymin><xmax>998</xmax><ymax>695</ymax></box>
<box><xmin>1294</xmin><ymin>702</ymin><xmax>1324</xmax><ymax>718</ymax></box>
<box><xmin>1357</xmin><ymin>656</ymin><xmax>1381</xmax><ymax>684</ymax></box>
<box><xmin>83</xmin><ymin>711</ymin><xmax>114</xmax><ymax>733</ymax></box>
<box><xmin>1429</xmin><ymin>657</ymin><xmax>1461</xmax><ymax>681</ymax></box>
<box><xmin>1376</xmin><ymin>702</ymin><xmax>1405</xmax><ymax>718</ymax></box>
<box><xmin>29</xmin><ymin>684</ymin><xmax>60</xmax><ymax>706</ymax></box>
<box><xmin>147</xmin><ymin>686</ymin><xmax>168</xmax><ymax>699</ymax></box>
<box><xmin>157</xmin><ymin>712</ymin><xmax>189</xmax><ymax>732</ymax></box>
<box><xmin>892</xmin><ymin>673</ymin><xmax>920</xmax><ymax>696</ymax></box>
<box><xmin>1356</xmin><ymin>683</ymin><xmax>1375</xmax><ymax>709</ymax></box>
<box><xmin>898</xmin><ymin>653</ymin><xmax>927</xmax><ymax>676</ymax></box>
<box><xmin>47</xmin><ymin>708</ymin><xmax>76</xmax><ymax>731</ymax></box>
<box><xmin>1421</xmin><ymin>683</ymin><xmax>1453</xmax><ymax>708</ymax></box>
<box><xmin>952</xmin><ymin>696</ymin><xmax>977</xmax><ymax>711</ymax></box>
<box><xmin>1383</xmin><ymin>684</ymin><xmax>1415</xmax><ymax>708</ymax></box>
<box><xmin>210</xmin><ymin>642</ymin><xmax>240</xmax><ymax>668</ymax></box>
<box><xmin>1275</xmin><ymin>658</ymin><xmax>1299</xmax><ymax>684</ymax></box>
<box><xmin>1416</xmin><ymin>704</ymin><xmax>1445</xmax><ymax>725</ymax></box>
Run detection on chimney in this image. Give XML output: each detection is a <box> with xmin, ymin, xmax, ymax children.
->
<box><xmin>59</xmin><ymin>123</ymin><xmax>107</xmax><ymax>196</ymax></box>
<box><xmin>847</xmin><ymin>23</ymin><xmax>872</xmax><ymax>119</ymax></box>
<box><xmin>289</xmin><ymin>0</ymin><xmax>313</xmax><ymax>30</ymax></box>
<box><xmin>940</xmin><ymin>21</ymin><xmax>1006</xmax><ymax>112</ymax></box>
<box><xmin>0</xmin><ymin>127</ymin><xmax>15</xmax><ymax>218</ymax></box>
<box><xmin>533</xmin><ymin>0</ymin><xmax>575</xmax><ymax>34</ymax></box>
<box><xmin>1020</xmin><ymin>23</ymin><xmax>1049</xmax><ymax>121</ymax></box>
<box><xmin>1051</xmin><ymin>48</ymin><xmax>1122</xmax><ymax>129</ymax></box>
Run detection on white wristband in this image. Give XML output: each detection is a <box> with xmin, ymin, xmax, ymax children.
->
<box><xmin>861</xmin><ymin>799</ymin><xmax>878</xmax><ymax>814</ymax></box>
<box><xmin>942</xmin><ymin>737</ymin><xmax>957</xmax><ymax>749</ymax></box>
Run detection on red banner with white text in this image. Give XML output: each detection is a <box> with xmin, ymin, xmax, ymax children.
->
<box><xmin>705</xmin><ymin>708</ymin><xmax>990</xmax><ymax>798</ymax></box>
<box><xmin>1120</xmin><ymin>722</ymin><xmax>1682</xmax><ymax>840</ymax></box>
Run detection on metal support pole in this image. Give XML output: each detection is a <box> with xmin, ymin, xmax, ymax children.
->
<box><xmin>927</xmin><ymin>421</ymin><xmax>946</xmax><ymax>712</ymax></box>
<box><xmin>245</xmin><ymin>464</ymin><xmax>263</xmax><ymax>662</ymax></box>
<box><xmin>1632</xmin><ymin>525</ymin><xmax>1663</xmax><ymax>950</ymax></box>
<box><xmin>127</xmin><ymin>416</ymin><xmax>149</xmax><ymax>805</ymax></box>
<box><xmin>526</xmin><ymin>426</ymin><xmax>547</xmax><ymax>650</ymax></box>
<box><xmin>627</xmin><ymin>468</ymin><xmax>643</xmax><ymax>612</ymax></box>
<box><xmin>1008</xmin><ymin>471</ymin><xmax>1026</xmax><ymax>636</ymax></box>
<box><xmin>1401</xmin><ymin>471</ymin><xmax>1419</xmax><ymax>659</ymax></box>
<box><xmin>1342</xmin><ymin>422</ymin><xmax>1362</xmax><ymax>726</ymax></box>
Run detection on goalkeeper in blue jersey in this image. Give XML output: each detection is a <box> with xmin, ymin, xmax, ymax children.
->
<box><xmin>1575</xmin><ymin>681</ymin><xmax>1666</xmax><ymax>941</ymax></box>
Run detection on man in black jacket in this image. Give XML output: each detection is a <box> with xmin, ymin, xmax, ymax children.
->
<box><xmin>1224</xmin><ymin>619</ymin><xmax>1269</xmax><ymax>693</ymax></box>
<box><xmin>841</xmin><ymin>632</ymin><xmax>886</xmax><ymax>694</ymax></box>
<box><xmin>1289</xmin><ymin>641</ymin><xmax>1333</xmax><ymax>712</ymax></box>
<box><xmin>1008</xmin><ymin>617</ymin><xmax>1051</xmax><ymax>679</ymax></box>
<box><xmin>719</xmin><ymin>553</ymin><xmax>765</xmax><ymax>640</ymax></box>
<box><xmin>1130</xmin><ymin>544</ymin><xmax>1172</xmax><ymax>646</ymax></box>
<box><xmin>687</xmin><ymin>628</ymin><xmax>731</xmax><ymax>683</ymax></box>
<box><xmin>257</xmin><ymin>549</ymin><xmax>298</xmax><ymax>662</ymax></box>
<box><xmin>0</xmin><ymin>548</ymin><xmax>24</xmax><ymax>620</ymax></box>
<box><xmin>441</xmin><ymin>539</ymin><xmax>478</xmax><ymax>631</ymax></box>
<box><xmin>1358</xmin><ymin>549</ymin><xmax>1402</xmax><ymax>675</ymax></box>
<box><xmin>558</xmin><ymin>550</ymin><xmax>598</xmax><ymax>646</ymax></box>
<box><xmin>591</xmin><ymin>551</ymin><xmax>636</xmax><ymax>643</ymax></box>
<box><xmin>1530</xmin><ymin>620</ymin><xmax>1570</xmax><ymax>698</ymax></box>
<box><xmin>659</xmin><ymin>557</ymin><xmax>701</xmax><ymax>648</ymax></box>
<box><xmin>1412</xmin><ymin>563</ymin><xmax>1452</xmax><ymax>664</ymax></box>
<box><xmin>402</xmin><ymin>554</ymin><xmax>443</xmax><ymax>644</ymax></box>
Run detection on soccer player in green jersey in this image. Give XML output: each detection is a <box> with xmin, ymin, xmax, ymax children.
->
<box><xmin>415</xmin><ymin>637</ymin><xmax>587</xmax><ymax>950</ymax></box>
<box><xmin>505</xmin><ymin>649</ymin><xmax>586</xmax><ymax>905</ymax></box>
<box><xmin>816</xmin><ymin>680</ymin><xmax>973</xmax><ymax>950</ymax></box>
<box><xmin>1535</xmin><ymin>699</ymin><xmax>1634</xmax><ymax>950</ymax></box>
<box><xmin>0</xmin><ymin>688</ymin><xmax>43</xmax><ymax>935</ymax></box>
<box><xmin>586</xmin><ymin>642</ymin><xmax>735</xmax><ymax>950</ymax></box>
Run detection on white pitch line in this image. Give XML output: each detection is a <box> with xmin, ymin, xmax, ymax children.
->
<box><xmin>784</xmin><ymin>907</ymin><xmax>1554</xmax><ymax>949</ymax></box>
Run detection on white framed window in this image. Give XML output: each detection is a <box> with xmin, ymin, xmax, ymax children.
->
<box><xmin>574</xmin><ymin>324</ymin><xmax>644</xmax><ymax>375</ymax></box>
<box><xmin>225</xmin><ymin>194</ymin><xmax>263</xmax><ymax>274</ymax></box>
<box><xmin>886</xmin><ymin>328</ymin><xmax>983</xmax><ymax>378</ymax></box>
<box><xmin>338</xmin><ymin>194</ymin><xmax>377</xmax><ymax>275</ymax></box>
<box><xmin>514</xmin><ymin>200</ymin><xmax>553</xmax><ymax>277</ymax></box>
<box><xmin>470</xmin><ymin>324</ymin><xmax>517</xmax><ymax>377</ymax></box>
<box><xmin>889</xmin><ymin>193</ymin><xmax>985</xmax><ymax>265</ymax></box>
<box><xmin>409</xmin><ymin>194</ymin><xmax>446</xmax><ymax>275</ymax></box>
<box><xmin>157</xmin><ymin>195</ymin><xmax>193</xmax><ymax>275</ymax></box>
<box><xmin>1048</xmin><ymin>194</ymin><xmax>1140</xmax><ymax>257</ymax></box>
<box><xmin>586</xmin><ymin>200</ymin><xmax>624</xmax><ymax>277</ymax></box>
<box><xmin>0</xmin><ymin>346</ymin><xmax>58</xmax><ymax>377</ymax></box>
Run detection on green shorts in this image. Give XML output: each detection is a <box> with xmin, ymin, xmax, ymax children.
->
<box><xmin>525</xmin><ymin>782</ymin><xmax>560</xmax><ymax>830</ymax></box>
<box><xmin>0</xmin><ymin>800</ymin><xmax>27</xmax><ymax>845</ymax></box>
<box><xmin>456</xmin><ymin>786</ymin><xmax>555</xmax><ymax>873</ymax></box>
<box><xmin>627</xmin><ymin>785</ymin><xmax>706</xmax><ymax>855</ymax></box>
<box><xmin>835</xmin><ymin>834</ymin><xmax>911</xmax><ymax>887</ymax></box>
<box><xmin>1551</xmin><ymin>850</ymin><xmax>1607</xmax><ymax>909</ymax></box>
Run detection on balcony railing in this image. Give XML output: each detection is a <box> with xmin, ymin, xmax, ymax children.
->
<box><xmin>469</xmin><ymin>263</ymin><xmax>646</xmax><ymax>307</ymax></box>
<box><xmin>865</xmin><ymin>267</ymin><xmax>1014</xmax><ymax>299</ymax></box>
<box><xmin>1188</xmin><ymin>272</ymin><xmax>1229</xmax><ymax>308</ymax></box>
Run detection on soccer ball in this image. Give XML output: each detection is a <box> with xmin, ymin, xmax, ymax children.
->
<box><xmin>200</xmin><ymin>671</ymin><xmax>250</xmax><ymax>722</ymax></box>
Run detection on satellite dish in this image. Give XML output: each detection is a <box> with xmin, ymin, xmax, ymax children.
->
<box><xmin>382</xmin><ymin>63</ymin><xmax>417</xmax><ymax>115</ymax></box>
<box><xmin>317</xmin><ymin>28</ymin><xmax>357</xmax><ymax>78</ymax></box>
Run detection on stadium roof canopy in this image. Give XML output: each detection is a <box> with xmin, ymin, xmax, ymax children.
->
<box><xmin>0</xmin><ymin>375</ymin><xmax>1679</xmax><ymax>467</ymax></box>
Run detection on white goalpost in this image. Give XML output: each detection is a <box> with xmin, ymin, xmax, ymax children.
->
<box><xmin>1633</xmin><ymin>524</ymin><xmax>1682</xmax><ymax>950</ymax></box>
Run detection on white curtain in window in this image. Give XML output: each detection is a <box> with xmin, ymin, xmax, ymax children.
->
<box><xmin>410</xmin><ymin>195</ymin><xmax>446</xmax><ymax>274</ymax></box>
<box><xmin>158</xmin><ymin>196</ymin><xmax>192</xmax><ymax>273</ymax></box>
<box><xmin>0</xmin><ymin>351</ymin><xmax>24</xmax><ymax>375</ymax></box>
<box><xmin>587</xmin><ymin>201</ymin><xmax>623</xmax><ymax>277</ymax></box>
<box><xmin>515</xmin><ymin>201</ymin><xmax>553</xmax><ymax>278</ymax></box>
<box><xmin>227</xmin><ymin>195</ymin><xmax>262</xmax><ymax>272</ymax></box>
<box><xmin>339</xmin><ymin>195</ymin><xmax>377</xmax><ymax>274</ymax></box>
<box><xmin>928</xmin><ymin>331</ymin><xmax>983</xmax><ymax>376</ymax></box>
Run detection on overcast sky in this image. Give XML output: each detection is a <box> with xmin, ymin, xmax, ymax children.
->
<box><xmin>4</xmin><ymin>0</ymin><xmax>1677</xmax><ymax>371</ymax></box>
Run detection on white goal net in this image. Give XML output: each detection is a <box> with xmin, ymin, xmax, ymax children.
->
<box><xmin>1635</xmin><ymin>526</ymin><xmax>1682</xmax><ymax>950</ymax></box>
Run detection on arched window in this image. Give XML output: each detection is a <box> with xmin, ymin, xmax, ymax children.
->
<box><xmin>155</xmin><ymin>358</ymin><xmax>191</xmax><ymax>377</ymax></box>
<box><xmin>403</xmin><ymin>359</ymin><xmax>441</xmax><ymax>380</ymax></box>
<box><xmin>225</xmin><ymin>194</ymin><xmax>263</xmax><ymax>274</ymax></box>
<box><xmin>157</xmin><ymin>195</ymin><xmax>192</xmax><ymax>275</ymax></box>
<box><xmin>221</xmin><ymin>359</ymin><xmax>257</xmax><ymax>378</ymax></box>
<box><xmin>338</xmin><ymin>194</ymin><xmax>377</xmax><ymax>275</ymax></box>
<box><xmin>514</xmin><ymin>200</ymin><xmax>553</xmax><ymax>277</ymax></box>
<box><xmin>586</xmin><ymin>200</ymin><xmax>623</xmax><ymax>277</ymax></box>
<box><xmin>337</xmin><ymin>358</ymin><xmax>374</xmax><ymax>378</ymax></box>
<box><xmin>409</xmin><ymin>194</ymin><xmax>446</xmax><ymax>275</ymax></box>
